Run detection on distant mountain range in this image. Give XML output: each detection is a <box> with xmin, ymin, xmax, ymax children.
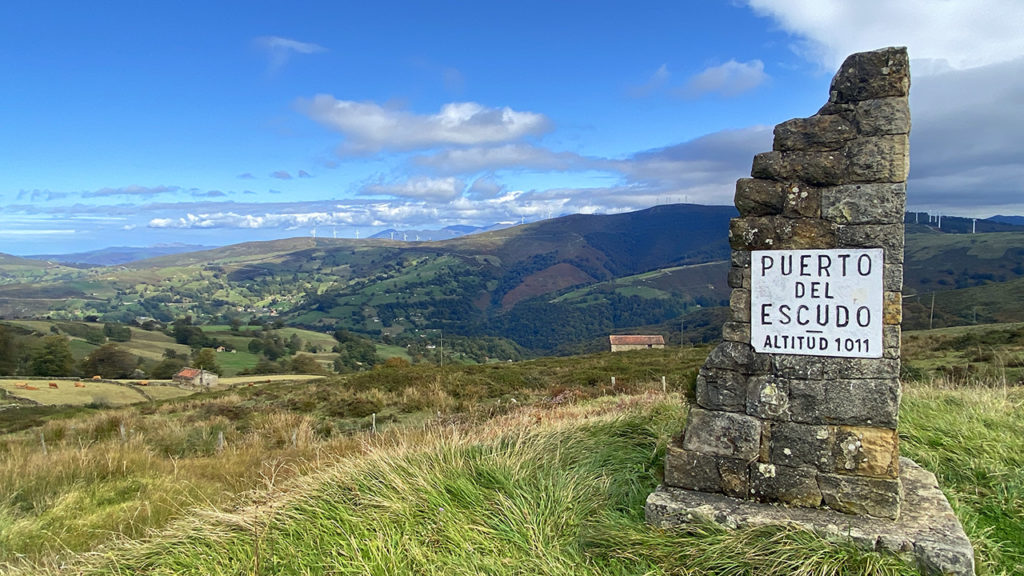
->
<box><xmin>27</xmin><ymin>243</ymin><xmax>215</xmax><ymax>266</ymax></box>
<box><xmin>368</xmin><ymin>223</ymin><xmax>515</xmax><ymax>241</ymax></box>
<box><xmin>21</xmin><ymin>212</ymin><xmax>1024</xmax><ymax>267</ymax></box>
<box><xmin>4</xmin><ymin>205</ymin><xmax>1024</xmax><ymax>353</ymax></box>
<box><xmin>988</xmin><ymin>215</ymin><xmax>1024</xmax><ymax>226</ymax></box>
<box><xmin>0</xmin><ymin>204</ymin><xmax>737</xmax><ymax>353</ymax></box>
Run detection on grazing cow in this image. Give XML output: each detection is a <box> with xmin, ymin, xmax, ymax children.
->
<box><xmin>92</xmin><ymin>375</ymin><xmax>102</xmax><ymax>380</ymax></box>
<box><xmin>24</xmin><ymin>385</ymin><xmax>39</xmax><ymax>391</ymax></box>
<box><xmin>139</xmin><ymin>380</ymin><xmax>149</xmax><ymax>386</ymax></box>
<box><xmin>48</xmin><ymin>382</ymin><xmax>59</xmax><ymax>389</ymax></box>
<box><xmin>74</xmin><ymin>382</ymin><xmax>86</xmax><ymax>388</ymax></box>
<box><xmin>14</xmin><ymin>382</ymin><xmax>27</xmax><ymax>389</ymax></box>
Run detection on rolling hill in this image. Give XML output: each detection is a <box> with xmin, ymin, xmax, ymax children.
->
<box><xmin>0</xmin><ymin>204</ymin><xmax>737</xmax><ymax>353</ymax></box>
<box><xmin>4</xmin><ymin>203</ymin><xmax>1024</xmax><ymax>353</ymax></box>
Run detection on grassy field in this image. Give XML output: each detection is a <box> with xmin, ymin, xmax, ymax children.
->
<box><xmin>0</xmin><ymin>379</ymin><xmax>149</xmax><ymax>406</ymax></box>
<box><xmin>0</xmin><ymin>344</ymin><xmax>1020</xmax><ymax>575</ymax></box>
<box><xmin>902</xmin><ymin>322</ymin><xmax>1024</xmax><ymax>384</ymax></box>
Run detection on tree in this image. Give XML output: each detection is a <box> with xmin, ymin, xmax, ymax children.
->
<box><xmin>151</xmin><ymin>356</ymin><xmax>188</xmax><ymax>379</ymax></box>
<box><xmin>193</xmin><ymin>348</ymin><xmax>221</xmax><ymax>374</ymax></box>
<box><xmin>171</xmin><ymin>317</ymin><xmax>207</xmax><ymax>348</ymax></box>
<box><xmin>30</xmin><ymin>335</ymin><xmax>75</xmax><ymax>377</ymax></box>
<box><xmin>289</xmin><ymin>353</ymin><xmax>328</xmax><ymax>375</ymax></box>
<box><xmin>82</xmin><ymin>343</ymin><xmax>138</xmax><ymax>379</ymax></box>
<box><xmin>103</xmin><ymin>323</ymin><xmax>132</xmax><ymax>342</ymax></box>
<box><xmin>0</xmin><ymin>325</ymin><xmax>18</xmax><ymax>375</ymax></box>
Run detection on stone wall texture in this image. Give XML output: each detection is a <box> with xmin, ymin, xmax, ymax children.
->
<box><xmin>664</xmin><ymin>47</ymin><xmax>910</xmax><ymax>519</ymax></box>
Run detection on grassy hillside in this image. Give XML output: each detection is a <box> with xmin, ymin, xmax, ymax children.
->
<box><xmin>4</xmin><ymin>210</ymin><xmax>1024</xmax><ymax>353</ymax></box>
<box><xmin>902</xmin><ymin>322</ymin><xmax>1024</xmax><ymax>383</ymax></box>
<box><xmin>0</xmin><ymin>205</ymin><xmax>736</xmax><ymax>354</ymax></box>
<box><xmin>0</xmin><ymin>342</ymin><xmax>1021</xmax><ymax>575</ymax></box>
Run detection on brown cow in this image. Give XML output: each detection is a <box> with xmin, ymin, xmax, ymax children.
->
<box><xmin>48</xmin><ymin>382</ymin><xmax>59</xmax><ymax>389</ymax></box>
<box><xmin>74</xmin><ymin>382</ymin><xmax>86</xmax><ymax>388</ymax></box>
<box><xmin>92</xmin><ymin>375</ymin><xmax>102</xmax><ymax>380</ymax></box>
<box><xmin>24</xmin><ymin>385</ymin><xmax>39</xmax><ymax>391</ymax></box>
<box><xmin>14</xmin><ymin>382</ymin><xmax>27</xmax><ymax>389</ymax></box>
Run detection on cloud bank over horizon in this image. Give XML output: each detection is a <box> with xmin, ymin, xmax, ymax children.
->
<box><xmin>2</xmin><ymin>1</ymin><xmax>1023</xmax><ymax>254</ymax></box>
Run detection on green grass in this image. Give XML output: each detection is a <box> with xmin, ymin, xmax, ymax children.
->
<box><xmin>68</xmin><ymin>396</ymin><xmax>918</xmax><ymax>576</ymax></box>
<box><xmin>901</xmin><ymin>383</ymin><xmax>1024</xmax><ymax>574</ymax></box>
<box><xmin>0</xmin><ymin>379</ymin><xmax>149</xmax><ymax>406</ymax></box>
<box><xmin>376</xmin><ymin>343</ymin><xmax>412</xmax><ymax>361</ymax></box>
<box><xmin>0</xmin><ymin>348</ymin><xmax>1021</xmax><ymax>575</ymax></box>
<box><xmin>902</xmin><ymin>322</ymin><xmax>1024</xmax><ymax>384</ymax></box>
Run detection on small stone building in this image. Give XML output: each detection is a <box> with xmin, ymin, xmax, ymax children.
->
<box><xmin>172</xmin><ymin>368</ymin><xmax>219</xmax><ymax>388</ymax></box>
<box><xmin>609</xmin><ymin>335</ymin><xmax>665</xmax><ymax>352</ymax></box>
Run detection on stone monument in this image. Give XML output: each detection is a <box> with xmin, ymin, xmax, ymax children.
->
<box><xmin>646</xmin><ymin>47</ymin><xmax>975</xmax><ymax>576</ymax></box>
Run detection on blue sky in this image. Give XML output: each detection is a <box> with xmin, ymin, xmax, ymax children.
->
<box><xmin>3</xmin><ymin>1</ymin><xmax>1024</xmax><ymax>254</ymax></box>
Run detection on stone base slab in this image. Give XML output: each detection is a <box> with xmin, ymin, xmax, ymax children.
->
<box><xmin>645</xmin><ymin>458</ymin><xmax>974</xmax><ymax>576</ymax></box>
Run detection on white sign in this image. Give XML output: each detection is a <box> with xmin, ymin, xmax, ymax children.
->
<box><xmin>751</xmin><ymin>248</ymin><xmax>883</xmax><ymax>358</ymax></box>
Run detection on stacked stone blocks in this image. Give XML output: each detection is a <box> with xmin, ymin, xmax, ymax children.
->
<box><xmin>665</xmin><ymin>47</ymin><xmax>910</xmax><ymax>519</ymax></box>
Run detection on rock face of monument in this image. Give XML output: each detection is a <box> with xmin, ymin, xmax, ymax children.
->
<box><xmin>663</xmin><ymin>47</ymin><xmax>910</xmax><ymax>519</ymax></box>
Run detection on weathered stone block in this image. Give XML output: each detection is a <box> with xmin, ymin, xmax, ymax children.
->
<box><xmin>734</xmin><ymin>217</ymin><xmax>838</xmax><ymax>251</ymax></box>
<box><xmin>883</xmin><ymin>325</ymin><xmax>901</xmax><ymax>360</ymax></box>
<box><xmin>883</xmin><ymin>262</ymin><xmax>903</xmax><ymax>291</ymax></box>
<box><xmin>665</xmin><ymin>445</ymin><xmax>752</xmax><ymax>498</ymax></box>
<box><xmin>729</xmin><ymin>288</ymin><xmax>750</xmax><ymax>323</ymax></box>
<box><xmin>719</xmin><ymin>457</ymin><xmax>751</xmax><ymax>498</ymax></box>
<box><xmin>772</xmin><ymin>354</ymin><xmax>825</xmax><ymax>380</ymax></box>
<box><xmin>751</xmin><ymin>150</ymin><xmax>847</xmax><ymax>186</ymax></box>
<box><xmin>821</xmin><ymin>183</ymin><xmax>906</xmax><ymax>224</ymax></box>
<box><xmin>821</xmin><ymin>357</ymin><xmax>900</xmax><ymax>380</ymax></box>
<box><xmin>703</xmin><ymin>341</ymin><xmax>771</xmax><ymax>374</ymax></box>
<box><xmin>746</xmin><ymin>375</ymin><xmax>790</xmax><ymax>420</ymax></box>
<box><xmin>770</xmin><ymin>421</ymin><xmax>834</xmax><ymax>471</ymax></box>
<box><xmin>733</xmin><ymin>215</ymin><xmax>778</xmax><ymax>249</ymax></box>
<box><xmin>727</xmin><ymin>265</ymin><xmax>750</xmax><ymax>289</ymax></box>
<box><xmin>696</xmin><ymin>367</ymin><xmax>747</xmax><ymax>412</ymax></box>
<box><xmin>833</xmin><ymin>426</ymin><xmax>899</xmax><ymax>478</ymax></box>
<box><xmin>773</xmin><ymin>115</ymin><xmax>856</xmax><ymax>152</ymax></box>
<box><xmin>749</xmin><ymin>462</ymin><xmax>823</xmax><ymax>507</ymax></box>
<box><xmin>844</xmin><ymin>134</ymin><xmax>910</xmax><ymax>183</ymax></box>
<box><xmin>782</xmin><ymin>183</ymin><xmax>822</xmax><ymax>219</ymax></box>
<box><xmin>759</xmin><ymin>422</ymin><xmax>772</xmax><ymax>463</ymax></box>
<box><xmin>721</xmin><ymin>321</ymin><xmax>750</xmax><ymax>344</ymax></box>
<box><xmin>682</xmin><ymin>408</ymin><xmax>762</xmax><ymax>461</ymax></box>
<box><xmin>853</xmin><ymin>97</ymin><xmax>911</xmax><ymax>136</ymax></box>
<box><xmin>837</xmin><ymin>224</ymin><xmax>905</xmax><ymax>264</ymax></box>
<box><xmin>735</xmin><ymin>178</ymin><xmax>784</xmax><ymax>216</ymax></box>
<box><xmin>884</xmin><ymin>291</ymin><xmax>902</xmax><ymax>325</ymax></box>
<box><xmin>789</xmin><ymin>378</ymin><xmax>900</xmax><ymax>428</ymax></box>
<box><xmin>828</xmin><ymin>47</ymin><xmax>910</xmax><ymax>104</ymax></box>
<box><xmin>731</xmin><ymin>249</ymin><xmax>751</xmax><ymax>268</ymax></box>
<box><xmin>818</xmin><ymin>473</ymin><xmax>902</xmax><ymax>519</ymax></box>
<box><xmin>664</xmin><ymin>443</ymin><xmax>716</xmax><ymax>491</ymax></box>
<box><xmin>779</xmin><ymin>219</ymin><xmax>838</xmax><ymax>250</ymax></box>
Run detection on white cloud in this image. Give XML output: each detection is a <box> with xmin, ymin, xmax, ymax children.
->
<box><xmin>297</xmin><ymin>97</ymin><xmax>552</xmax><ymax>153</ymax></box>
<box><xmin>84</xmin><ymin>185</ymin><xmax>179</xmax><ymax>198</ymax></box>
<box><xmin>415</xmin><ymin>144</ymin><xmax>587</xmax><ymax>173</ymax></box>
<box><xmin>610</xmin><ymin>126</ymin><xmax>773</xmax><ymax>204</ymax></box>
<box><xmin>745</xmin><ymin>0</ymin><xmax>1024</xmax><ymax>71</ymax></box>
<box><xmin>362</xmin><ymin>176</ymin><xmax>464</xmax><ymax>201</ymax></box>
<box><xmin>683</xmin><ymin>59</ymin><xmax>768</xmax><ymax>98</ymax></box>
<box><xmin>629</xmin><ymin>64</ymin><xmax>672</xmax><ymax>97</ymax></box>
<box><xmin>907</xmin><ymin>56</ymin><xmax>1024</xmax><ymax>215</ymax></box>
<box><xmin>255</xmin><ymin>35</ymin><xmax>326</xmax><ymax>74</ymax></box>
